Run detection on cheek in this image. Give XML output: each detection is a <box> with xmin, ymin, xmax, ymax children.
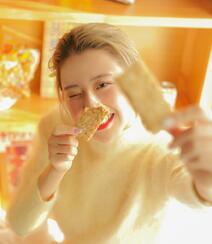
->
<box><xmin>100</xmin><ymin>87</ymin><xmax>121</xmax><ymax>108</ymax></box>
<box><xmin>65</xmin><ymin>100</ymin><xmax>82</xmax><ymax>122</ymax></box>
<box><xmin>100</xmin><ymin>88</ymin><xmax>133</xmax><ymax>124</ymax></box>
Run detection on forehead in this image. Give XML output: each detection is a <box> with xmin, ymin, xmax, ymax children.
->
<box><xmin>60</xmin><ymin>49</ymin><xmax>123</xmax><ymax>88</ymax></box>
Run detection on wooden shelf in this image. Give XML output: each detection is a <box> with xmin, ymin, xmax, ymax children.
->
<box><xmin>1</xmin><ymin>0</ymin><xmax>211</xmax><ymax>18</ymax></box>
<box><xmin>0</xmin><ymin>0</ymin><xmax>211</xmax><ymax>28</ymax></box>
<box><xmin>0</xmin><ymin>94</ymin><xmax>57</xmax><ymax>132</ymax></box>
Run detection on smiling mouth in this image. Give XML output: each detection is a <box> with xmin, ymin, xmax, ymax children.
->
<box><xmin>97</xmin><ymin>113</ymin><xmax>115</xmax><ymax>131</ymax></box>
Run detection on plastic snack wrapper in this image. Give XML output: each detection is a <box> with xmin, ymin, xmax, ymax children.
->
<box><xmin>0</xmin><ymin>44</ymin><xmax>40</xmax><ymax>110</ymax></box>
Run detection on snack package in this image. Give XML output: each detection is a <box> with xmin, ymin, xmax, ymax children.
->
<box><xmin>117</xmin><ymin>60</ymin><xmax>171</xmax><ymax>133</ymax></box>
<box><xmin>0</xmin><ymin>44</ymin><xmax>40</xmax><ymax>98</ymax></box>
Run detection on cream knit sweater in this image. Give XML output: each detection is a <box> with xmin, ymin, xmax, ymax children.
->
<box><xmin>7</xmin><ymin>106</ymin><xmax>206</xmax><ymax>244</ymax></box>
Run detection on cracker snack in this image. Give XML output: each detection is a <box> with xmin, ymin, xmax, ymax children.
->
<box><xmin>76</xmin><ymin>105</ymin><xmax>111</xmax><ymax>141</ymax></box>
<box><xmin>116</xmin><ymin>60</ymin><xmax>171</xmax><ymax>133</ymax></box>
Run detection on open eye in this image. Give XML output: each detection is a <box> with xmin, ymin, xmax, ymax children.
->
<box><xmin>96</xmin><ymin>82</ymin><xmax>113</xmax><ymax>90</ymax></box>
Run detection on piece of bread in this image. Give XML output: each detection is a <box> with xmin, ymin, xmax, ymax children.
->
<box><xmin>116</xmin><ymin>60</ymin><xmax>171</xmax><ymax>133</ymax></box>
<box><xmin>76</xmin><ymin>105</ymin><xmax>111</xmax><ymax>141</ymax></box>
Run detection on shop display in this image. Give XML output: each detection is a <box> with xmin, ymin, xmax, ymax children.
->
<box><xmin>0</xmin><ymin>132</ymin><xmax>33</xmax><ymax>204</ymax></box>
<box><xmin>0</xmin><ymin>43</ymin><xmax>40</xmax><ymax>111</ymax></box>
<box><xmin>41</xmin><ymin>21</ymin><xmax>77</xmax><ymax>97</ymax></box>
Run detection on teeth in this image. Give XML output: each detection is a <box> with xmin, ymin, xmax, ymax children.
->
<box><xmin>102</xmin><ymin>113</ymin><xmax>111</xmax><ymax>123</ymax></box>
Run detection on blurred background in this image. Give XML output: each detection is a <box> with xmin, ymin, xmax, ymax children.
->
<box><xmin>0</xmin><ymin>0</ymin><xmax>212</xmax><ymax>243</ymax></box>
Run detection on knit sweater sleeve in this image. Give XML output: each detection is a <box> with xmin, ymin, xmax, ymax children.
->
<box><xmin>163</xmin><ymin>150</ymin><xmax>210</xmax><ymax>208</ymax></box>
<box><xmin>147</xmin><ymin>139</ymin><xmax>210</xmax><ymax>208</ymax></box>
<box><xmin>7</xmin><ymin>109</ymin><xmax>59</xmax><ymax>236</ymax></box>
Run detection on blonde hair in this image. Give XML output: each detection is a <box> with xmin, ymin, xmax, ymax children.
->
<box><xmin>50</xmin><ymin>23</ymin><xmax>139</xmax><ymax>98</ymax></box>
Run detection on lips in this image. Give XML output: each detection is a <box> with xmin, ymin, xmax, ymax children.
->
<box><xmin>97</xmin><ymin>113</ymin><xmax>115</xmax><ymax>131</ymax></box>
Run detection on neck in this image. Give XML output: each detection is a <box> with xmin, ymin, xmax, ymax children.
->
<box><xmin>82</xmin><ymin>116</ymin><xmax>151</xmax><ymax>157</ymax></box>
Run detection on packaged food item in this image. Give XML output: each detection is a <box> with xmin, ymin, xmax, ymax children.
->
<box><xmin>0</xmin><ymin>44</ymin><xmax>39</xmax><ymax>110</ymax></box>
<box><xmin>0</xmin><ymin>88</ymin><xmax>17</xmax><ymax>111</ymax></box>
<box><xmin>0</xmin><ymin>131</ymin><xmax>33</xmax><ymax>205</ymax></box>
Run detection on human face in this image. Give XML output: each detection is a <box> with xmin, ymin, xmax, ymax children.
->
<box><xmin>60</xmin><ymin>49</ymin><xmax>135</xmax><ymax>143</ymax></box>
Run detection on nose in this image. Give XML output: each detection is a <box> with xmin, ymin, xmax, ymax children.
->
<box><xmin>83</xmin><ymin>91</ymin><xmax>100</xmax><ymax>108</ymax></box>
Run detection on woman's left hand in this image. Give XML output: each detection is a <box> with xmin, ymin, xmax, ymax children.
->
<box><xmin>163</xmin><ymin>106</ymin><xmax>212</xmax><ymax>202</ymax></box>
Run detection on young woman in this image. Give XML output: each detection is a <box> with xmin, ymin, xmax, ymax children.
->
<box><xmin>7</xmin><ymin>23</ymin><xmax>212</xmax><ymax>244</ymax></box>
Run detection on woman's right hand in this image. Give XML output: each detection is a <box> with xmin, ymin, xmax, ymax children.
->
<box><xmin>48</xmin><ymin>125</ymin><xmax>82</xmax><ymax>172</ymax></box>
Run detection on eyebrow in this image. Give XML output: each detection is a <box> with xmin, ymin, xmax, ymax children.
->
<box><xmin>64</xmin><ymin>84</ymin><xmax>79</xmax><ymax>90</ymax></box>
<box><xmin>64</xmin><ymin>73</ymin><xmax>113</xmax><ymax>90</ymax></box>
<box><xmin>90</xmin><ymin>73</ymin><xmax>113</xmax><ymax>81</ymax></box>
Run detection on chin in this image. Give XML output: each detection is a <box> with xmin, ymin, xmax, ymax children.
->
<box><xmin>93</xmin><ymin>132</ymin><xmax>115</xmax><ymax>144</ymax></box>
<box><xmin>93</xmin><ymin>123</ymin><xmax>124</xmax><ymax>144</ymax></box>
<box><xmin>92</xmin><ymin>115</ymin><xmax>125</xmax><ymax>143</ymax></box>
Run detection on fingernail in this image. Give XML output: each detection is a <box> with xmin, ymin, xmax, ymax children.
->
<box><xmin>72</xmin><ymin>127</ymin><xmax>83</xmax><ymax>135</ymax></box>
<box><xmin>163</xmin><ymin>118</ymin><xmax>176</xmax><ymax>129</ymax></box>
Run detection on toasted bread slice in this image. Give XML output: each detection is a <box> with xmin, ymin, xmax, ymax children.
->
<box><xmin>76</xmin><ymin>105</ymin><xmax>111</xmax><ymax>141</ymax></box>
<box><xmin>117</xmin><ymin>60</ymin><xmax>171</xmax><ymax>133</ymax></box>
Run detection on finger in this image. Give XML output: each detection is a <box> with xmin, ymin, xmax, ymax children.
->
<box><xmin>169</xmin><ymin>127</ymin><xmax>193</xmax><ymax>148</ymax></box>
<box><xmin>169</xmin><ymin>125</ymin><xmax>212</xmax><ymax>149</ymax></box>
<box><xmin>163</xmin><ymin>106</ymin><xmax>208</xmax><ymax>129</ymax></box>
<box><xmin>52</xmin><ymin>160</ymin><xmax>73</xmax><ymax>171</ymax></box>
<box><xmin>53</xmin><ymin>125</ymin><xmax>83</xmax><ymax>136</ymax></box>
<box><xmin>49</xmin><ymin>135</ymin><xmax>79</xmax><ymax>147</ymax></box>
<box><xmin>182</xmin><ymin>149</ymin><xmax>212</xmax><ymax>170</ymax></box>
<box><xmin>191</xmin><ymin>170</ymin><xmax>212</xmax><ymax>186</ymax></box>
<box><xmin>53</xmin><ymin>145</ymin><xmax>78</xmax><ymax>155</ymax></box>
<box><xmin>186</xmin><ymin>158</ymin><xmax>212</xmax><ymax>173</ymax></box>
<box><xmin>51</xmin><ymin>153</ymin><xmax>75</xmax><ymax>164</ymax></box>
<box><xmin>171</xmin><ymin>137</ymin><xmax>212</xmax><ymax>162</ymax></box>
<box><xmin>167</xmin><ymin>127</ymin><xmax>185</xmax><ymax>137</ymax></box>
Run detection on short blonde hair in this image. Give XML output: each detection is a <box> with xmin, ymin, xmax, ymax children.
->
<box><xmin>50</xmin><ymin>23</ymin><xmax>139</xmax><ymax>96</ymax></box>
